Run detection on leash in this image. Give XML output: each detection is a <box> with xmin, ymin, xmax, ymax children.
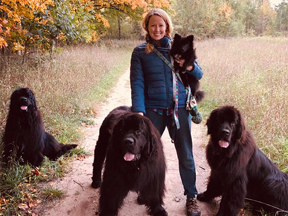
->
<box><xmin>153</xmin><ymin>47</ymin><xmax>181</xmax><ymax>130</ymax></box>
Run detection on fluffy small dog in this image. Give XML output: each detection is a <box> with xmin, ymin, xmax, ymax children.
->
<box><xmin>197</xmin><ymin>106</ymin><xmax>288</xmax><ymax>216</ymax></box>
<box><xmin>92</xmin><ymin>106</ymin><xmax>167</xmax><ymax>216</ymax></box>
<box><xmin>2</xmin><ymin>88</ymin><xmax>77</xmax><ymax>167</ymax></box>
<box><xmin>170</xmin><ymin>33</ymin><xmax>204</xmax><ymax>103</ymax></box>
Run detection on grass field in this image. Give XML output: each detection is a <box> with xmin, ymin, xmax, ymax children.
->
<box><xmin>0</xmin><ymin>40</ymin><xmax>140</xmax><ymax>215</ymax></box>
<box><xmin>0</xmin><ymin>37</ymin><xmax>287</xmax><ymax>215</ymax></box>
<box><xmin>196</xmin><ymin>37</ymin><xmax>288</xmax><ymax>172</ymax></box>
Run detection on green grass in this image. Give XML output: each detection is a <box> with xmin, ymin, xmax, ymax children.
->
<box><xmin>40</xmin><ymin>187</ymin><xmax>65</xmax><ymax>202</ymax></box>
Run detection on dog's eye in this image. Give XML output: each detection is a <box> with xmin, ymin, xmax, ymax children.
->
<box><xmin>135</xmin><ymin>130</ymin><xmax>142</xmax><ymax>135</ymax></box>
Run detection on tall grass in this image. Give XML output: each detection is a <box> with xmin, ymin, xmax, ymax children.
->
<box><xmin>0</xmin><ymin>40</ymin><xmax>140</xmax><ymax>141</ymax></box>
<box><xmin>196</xmin><ymin>37</ymin><xmax>288</xmax><ymax>172</ymax></box>
<box><xmin>0</xmin><ymin>39</ymin><xmax>142</xmax><ymax>215</ymax></box>
<box><xmin>0</xmin><ymin>37</ymin><xmax>287</xmax><ymax>215</ymax></box>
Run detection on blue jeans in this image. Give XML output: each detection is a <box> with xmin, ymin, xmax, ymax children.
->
<box><xmin>145</xmin><ymin>108</ymin><xmax>198</xmax><ymax>199</ymax></box>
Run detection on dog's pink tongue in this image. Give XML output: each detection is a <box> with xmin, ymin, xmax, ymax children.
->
<box><xmin>219</xmin><ymin>140</ymin><xmax>229</xmax><ymax>148</ymax></box>
<box><xmin>21</xmin><ymin>106</ymin><xmax>28</xmax><ymax>111</ymax></box>
<box><xmin>124</xmin><ymin>153</ymin><xmax>135</xmax><ymax>161</ymax></box>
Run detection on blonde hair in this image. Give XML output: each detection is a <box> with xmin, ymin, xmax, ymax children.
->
<box><xmin>142</xmin><ymin>8</ymin><xmax>173</xmax><ymax>53</ymax></box>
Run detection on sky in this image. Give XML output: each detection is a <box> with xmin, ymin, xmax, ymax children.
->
<box><xmin>269</xmin><ymin>0</ymin><xmax>284</xmax><ymax>6</ymax></box>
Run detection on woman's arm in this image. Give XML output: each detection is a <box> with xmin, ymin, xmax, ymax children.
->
<box><xmin>130</xmin><ymin>48</ymin><xmax>146</xmax><ymax>114</ymax></box>
<box><xmin>187</xmin><ymin>60</ymin><xmax>203</xmax><ymax>80</ymax></box>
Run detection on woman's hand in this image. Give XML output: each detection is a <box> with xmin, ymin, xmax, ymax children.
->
<box><xmin>174</xmin><ymin>59</ymin><xmax>193</xmax><ymax>71</ymax></box>
<box><xmin>137</xmin><ymin>112</ymin><xmax>144</xmax><ymax>116</ymax></box>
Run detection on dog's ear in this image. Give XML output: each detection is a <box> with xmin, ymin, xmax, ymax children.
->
<box><xmin>235</xmin><ymin>109</ymin><xmax>246</xmax><ymax>140</ymax></box>
<box><xmin>206</xmin><ymin>117</ymin><xmax>212</xmax><ymax>135</ymax></box>
<box><xmin>206</xmin><ymin>109</ymin><xmax>217</xmax><ymax>135</ymax></box>
<box><xmin>143</xmin><ymin>117</ymin><xmax>158</xmax><ymax>157</ymax></box>
<box><xmin>27</xmin><ymin>88</ymin><xmax>38</xmax><ymax>109</ymax></box>
<box><xmin>187</xmin><ymin>35</ymin><xmax>194</xmax><ymax>43</ymax></box>
<box><xmin>174</xmin><ymin>33</ymin><xmax>181</xmax><ymax>41</ymax></box>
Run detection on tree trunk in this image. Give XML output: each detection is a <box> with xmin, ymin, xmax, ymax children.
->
<box><xmin>118</xmin><ymin>17</ymin><xmax>121</xmax><ymax>40</ymax></box>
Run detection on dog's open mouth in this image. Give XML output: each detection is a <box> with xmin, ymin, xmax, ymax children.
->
<box><xmin>219</xmin><ymin>140</ymin><xmax>229</xmax><ymax>148</ymax></box>
<box><xmin>123</xmin><ymin>152</ymin><xmax>140</xmax><ymax>161</ymax></box>
<box><xmin>20</xmin><ymin>106</ymin><xmax>28</xmax><ymax>111</ymax></box>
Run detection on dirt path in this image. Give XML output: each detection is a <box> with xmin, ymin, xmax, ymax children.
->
<box><xmin>35</xmin><ymin>69</ymin><xmax>219</xmax><ymax>216</ymax></box>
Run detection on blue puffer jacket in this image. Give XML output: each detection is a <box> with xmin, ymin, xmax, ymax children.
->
<box><xmin>130</xmin><ymin>37</ymin><xmax>203</xmax><ymax>114</ymax></box>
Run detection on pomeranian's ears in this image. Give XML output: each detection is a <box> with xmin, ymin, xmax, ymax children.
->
<box><xmin>187</xmin><ymin>35</ymin><xmax>194</xmax><ymax>42</ymax></box>
<box><xmin>174</xmin><ymin>33</ymin><xmax>181</xmax><ymax>41</ymax></box>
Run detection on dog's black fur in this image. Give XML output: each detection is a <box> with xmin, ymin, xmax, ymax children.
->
<box><xmin>1</xmin><ymin>88</ymin><xmax>77</xmax><ymax>167</ymax></box>
<box><xmin>92</xmin><ymin>106</ymin><xmax>167</xmax><ymax>216</ymax></box>
<box><xmin>170</xmin><ymin>33</ymin><xmax>204</xmax><ymax>103</ymax></box>
<box><xmin>197</xmin><ymin>106</ymin><xmax>288</xmax><ymax>216</ymax></box>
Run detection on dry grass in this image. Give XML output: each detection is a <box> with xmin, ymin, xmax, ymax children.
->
<box><xmin>0</xmin><ymin>37</ymin><xmax>287</xmax><ymax>215</ymax></box>
<box><xmin>0</xmin><ymin>40</ymin><xmax>141</xmax><ymax>215</ymax></box>
<box><xmin>0</xmin><ymin>40</ymin><xmax>141</xmax><ymax>142</ymax></box>
<box><xmin>196</xmin><ymin>37</ymin><xmax>288</xmax><ymax>172</ymax></box>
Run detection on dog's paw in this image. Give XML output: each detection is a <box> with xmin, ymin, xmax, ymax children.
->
<box><xmin>150</xmin><ymin>205</ymin><xmax>168</xmax><ymax>216</ymax></box>
<box><xmin>154</xmin><ymin>208</ymin><xmax>168</xmax><ymax>216</ymax></box>
<box><xmin>197</xmin><ymin>192</ymin><xmax>212</xmax><ymax>202</ymax></box>
<box><xmin>137</xmin><ymin>195</ymin><xmax>145</xmax><ymax>205</ymax></box>
<box><xmin>91</xmin><ymin>180</ymin><xmax>102</xmax><ymax>188</ymax></box>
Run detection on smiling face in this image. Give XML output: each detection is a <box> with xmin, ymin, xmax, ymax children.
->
<box><xmin>147</xmin><ymin>15</ymin><xmax>167</xmax><ymax>44</ymax></box>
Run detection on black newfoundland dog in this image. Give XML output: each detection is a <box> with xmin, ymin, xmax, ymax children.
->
<box><xmin>2</xmin><ymin>88</ymin><xmax>77</xmax><ymax>167</ymax></box>
<box><xmin>197</xmin><ymin>106</ymin><xmax>288</xmax><ymax>216</ymax></box>
<box><xmin>92</xmin><ymin>106</ymin><xmax>167</xmax><ymax>216</ymax></box>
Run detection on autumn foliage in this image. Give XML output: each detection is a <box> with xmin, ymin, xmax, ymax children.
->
<box><xmin>0</xmin><ymin>0</ymin><xmax>170</xmax><ymax>54</ymax></box>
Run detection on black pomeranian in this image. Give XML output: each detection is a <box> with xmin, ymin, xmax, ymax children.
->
<box><xmin>170</xmin><ymin>34</ymin><xmax>204</xmax><ymax>124</ymax></box>
<box><xmin>170</xmin><ymin>33</ymin><xmax>204</xmax><ymax>104</ymax></box>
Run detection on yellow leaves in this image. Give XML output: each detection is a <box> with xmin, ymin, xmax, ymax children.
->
<box><xmin>12</xmin><ymin>42</ymin><xmax>25</xmax><ymax>52</ymax></box>
<box><xmin>18</xmin><ymin>203</ymin><xmax>29</xmax><ymax>210</ymax></box>
<box><xmin>0</xmin><ymin>0</ymin><xmax>54</xmax><ymax>50</ymax></box>
<box><xmin>219</xmin><ymin>2</ymin><xmax>232</xmax><ymax>20</ymax></box>
<box><xmin>0</xmin><ymin>197</ymin><xmax>10</xmax><ymax>205</ymax></box>
<box><xmin>91</xmin><ymin>30</ymin><xmax>98</xmax><ymax>42</ymax></box>
<box><xmin>0</xmin><ymin>36</ymin><xmax>8</xmax><ymax>48</ymax></box>
<box><xmin>96</xmin><ymin>14</ymin><xmax>110</xmax><ymax>28</ymax></box>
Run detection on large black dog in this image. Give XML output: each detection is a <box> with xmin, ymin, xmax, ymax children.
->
<box><xmin>92</xmin><ymin>106</ymin><xmax>167</xmax><ymax>216</ymax></box>
<box><xmin>2</xmin><ymin>88</ymin><xmax>77</xmax><ymax>167</ymax></box>
<box><xmin>170</xmin><ymin>33</ymin><xmax>204</xmax><ymax>103</ymax></box>
<box><xmin>197</xmin><ymin>106</ymin><xmax>288</xmax><ymax>216</ymax></box>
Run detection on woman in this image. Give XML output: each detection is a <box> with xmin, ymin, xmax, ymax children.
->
<box><xmin>130</xmin><ymin>8</ymin><xmax>203</xmax><ymax>216</ymax></box>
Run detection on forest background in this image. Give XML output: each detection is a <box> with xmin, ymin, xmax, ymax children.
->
<box><xmin>1</xmin><ymin>0</ymin><xmax>288</xmax><ymax>57</ymax></box>
<box><xmin>0</xmin><ymin>0</ymin><xmax>288</xmax><ymax>215</ymax></box>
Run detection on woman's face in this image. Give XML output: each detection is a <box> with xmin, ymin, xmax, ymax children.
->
<box><xmin>147</xmin><ymin>15</ymin><xmax>167</xmax><ymax>42</ymax></box>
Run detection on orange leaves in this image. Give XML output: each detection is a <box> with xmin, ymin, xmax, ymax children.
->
<box><xmin>0</xmin><ymin>0</ymin><xmax>172</xmax><ymax>53</ymax></box>
<box><xmin>0</xmin><ymin>37</ymin><xmax>8</xmax><ymax>48</ymax></box>
<box><xmin>96</xmin><ymin>14</ymin><xmax>110</xmax><ymax>28</ymax></box>
<box><xmin>95</xmin><ymin>0</ymin><xmax>170</xmax><ymax>11</ymax></box>
<box><xmin>218</xmin><ymin>2</ymin><xmax>232</xmax><ymax>20</ymax></box>
<box><xmin>0</xmin><ymin>0</ymin><xmax>54</xmax><ymax>51</ymax></box>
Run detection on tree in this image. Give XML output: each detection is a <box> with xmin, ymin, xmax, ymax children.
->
<box><xmin>0</xmin><ymin>0</ymin><xmax>171</xmax><ymax>56</ymax></box>
<box><xmin>92</xmin><ymin>0</ymin><xmax>171</xmax><ymax>39</ymax></box>
<box><xmin>275</xmin><ymin>1</ymin><xmax>288</xmax><ymax>32</ymax></box>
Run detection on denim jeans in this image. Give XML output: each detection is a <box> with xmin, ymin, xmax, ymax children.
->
<box><xmin>145</xmin><ymin>108</ymin><xmax>198</xmax><ymax>199</ymax></box>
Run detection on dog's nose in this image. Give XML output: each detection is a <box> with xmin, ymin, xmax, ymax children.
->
<box><xmin>20</xmin><ymin>97</ymin><xmax>28</xmax><ymax>102</ymax></box>
<box><xmin>222</xmin><ymin>129</ymin><xmax>230</xmax><ymax>136</ymax></box>
<box><xmin>125</xmin><ymin>137</ymin><xmax>134</xmax><ymax>146</ymax></box>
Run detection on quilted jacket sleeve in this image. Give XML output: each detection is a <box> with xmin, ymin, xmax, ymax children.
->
<box><xmin>130</xmin><ymin>47</ymin><xmax>146</xmax><ymax>114</ymax></box>
<box><xmin>186</xmin><ymin>60</ymin><xmax>203</xmax><ymax>80</ymax></box>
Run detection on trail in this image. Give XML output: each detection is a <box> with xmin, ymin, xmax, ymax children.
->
<box><xmin>35</xmin><ymin>69</ymin><xmax>219</xmax><ymax>216</ymax></box>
